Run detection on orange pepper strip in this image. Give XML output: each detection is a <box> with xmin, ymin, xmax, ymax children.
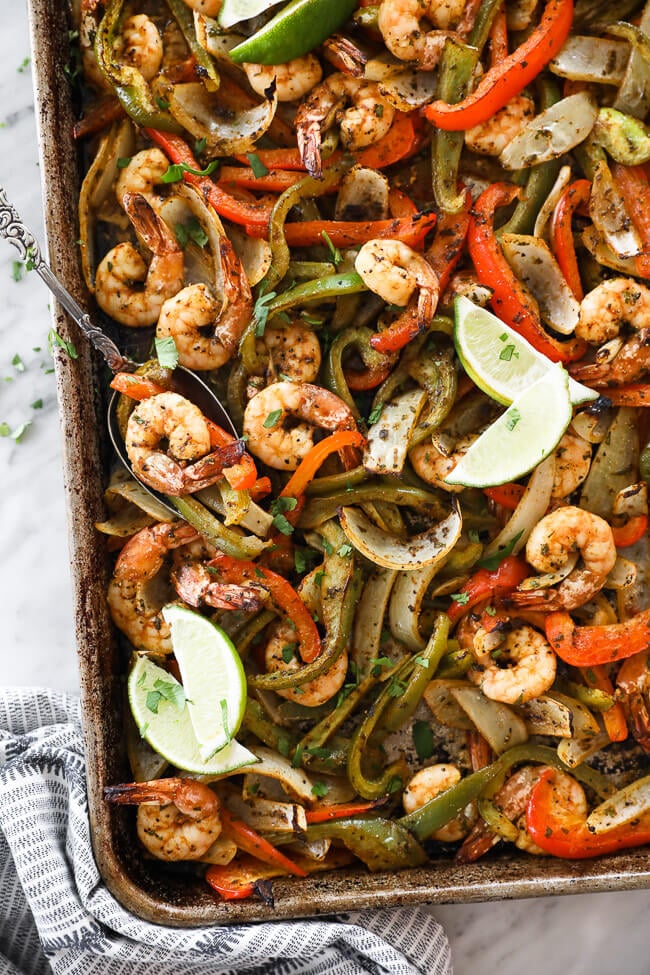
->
<box><xmin>388</xmin><ymin>188</ymin><xmax>419</xmax><ymax>218</ymax></box>
<box><xmin>145</xmin><ymin>129</ymin><xmax>273</xmax><ymax>229</ymax></box>
<box><xmin>205</xmin><ymin>856</ymin><xmax>284</xmax><ymax>901</ymax></box>
<box><xmin>249</xmin><ymin>476</ymin><xmax>272</xmax><ymax>502</ymax></box>
<box><xmin>469</xmin><ymin>183</ymin><xmax>587</xmax><ymax>363</ymax></box>
<box><xmin>447</xmin><ymin>556</ymin><xmax>529</xmax><ymax>624</ymax></box>
<box><xmin>579</xmin><ymin>665</ymin><xmax>628</xmax><ymax>743</ymax></box>
<box><xmin>220</xmin><ymin>809</ymin><xmax>308</xmax><ymax>877</ymax></box>
<box><xmin>424</xmin><ymin>0</ymin><xmax>573</xmax><ymax>131</ymax></box>
<box><xmin>280</xmin><ymin>430</ymin><xmax>367</xmax><ymax>499</ymax></box>
<box><xmin>483</xmin><ymin>483</ymin><xmax>525</xmax><ymax>510</ymax></box>
<box><xmin>305</xmin><ymin>801</ymin><xmax>384</xmax><ymax>823</ymax></box>
<box><xmin>611</xmin><ymin>163</ymin><xmax>650</xmax><ymax>278</ymax></box>
<box><xmin>489</xmin><ymin>4</ymin><xmax>508</xmax><ymax>68</ymax></box>
<box><xmin>545</xmin><ymin>608</ymin><xmax>650</xmax><ymax>666</ymax></box>
<box><xmin>612</xmin><ymin>514</ymin><xmax>649</xmax><ymax>548</ymax></box>
<box><xmin>248</xmin><ymin>211</ymin><xmax>438</xmax><ymax>248</ymax></box>
<box><xmin>550</xmin><ymin>179</ymin><xmax>591</xmax><ymax>301</ymax></box>
<box><xmin>218</xmin><ymin>167</ymin><xmax>305</xmax><ymax>194</ymax></box>
<box><xmin>208</xmin><ymin>554</ymin><xmax>322</xmax><ymax>662</ymax></box>
<box><xmin>526</xmin><ymin>767</ymin><xmax>650</xmax><ymax>859</ymax></box>
<box><xmin>109</xmin><ymin>373</ymin><xmax>166</xmax><ymax>400</ymax></box>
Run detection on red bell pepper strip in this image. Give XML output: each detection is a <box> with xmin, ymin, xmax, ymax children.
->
<box><xmin>483</xmin><ymin>483</ymin><xmax>525</xmax><ymax>510</ymax></box>
<box><xmin>469</xmin><ymin>183</ymin><xmax>587</xmax><ymax>363</ymax></box>
<box><xmin>249</xmin><ymin>211</ymin><xmax>438</xmax><ymax>249</ymax></box>
<box><xmin>220</xmin><ymin>809</ymin><xmax>308</xmax><ymax>877</ymax></box>
<box><xmin>218</xmin><ymin>166</ymin><xmax>305</xmax><ymax>194</ymax></box>
<box><xmin>110</xmin><ymin>373</ymin><xmax>166</xmax><ymax>400</ymax></box>
<box><xmin>73</xmin><ymin>96</ymin><xmax>124</xmax><ymax>140</ymax></box>
<box><xmin>205</xmin><ymin>857</ymin><xmax>283</xmax><ymax>901</ymax></box>
<box><xmin>612</xmin><ymin>514</ymin><xmax>648</xmax><ymax>548</ymax></box>
<box><xmin>611</xmin><ymin>163</ymin><xmax>650</xmax><ymax>278</ymax></box>
<box><xmin>305</xmin><ymin>800</ymin><xmax>386</xmax><ymax>823</ymax></box>
<box><xmin>550</xmin><ymin>179</ymin><xmax>591</xmax><ymax>301</ymax></box>
<box><xmin>145</xmin><ymin>128</ymin><xmax>273</xmax><ymax>229</ymax></box>
<box><xmin>526</xmin><ymin>767</ymin><xmax>650</xmax><ymax>859</ymax></box>
<box><xmin>249</xmin><ymin>476</ymin><xmax>272</xmax><ymax>502</ymax></box>
<box><xmin>447</xmin><ymin>555</ymin><xmax>529</xmax><ymax>623</ymax></box>
<box><xmin>545</xmin><ymin>608</ymin><xmax>650</xmax><ymax>666</ymax></box>
<box><xmin>424</xmin><ymin>0</ymin><xmax>573</xmax><ymax>131</ymax></box>
<box><xmin>208</xmin><ymin>554</ymin><xmax>322</xmax><ymax>662</ymax></box>
<box><xmin>389</xmin><ymin>188</ymin><xmax>419</xmax><ymax>219</ymax></box>
<box><xmin>579</xmin><ymin>665</ymin><xmax>628</xmax><ymax>743</ymax></box>
<box><xmin>280</xmin><ymin>430</ymin><xmax>366</xmax><ymax>499</ymax></box>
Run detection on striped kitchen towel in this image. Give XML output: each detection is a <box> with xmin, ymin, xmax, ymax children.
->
<box><xmin>0</xmin><ymin>687</ymin><xmax>452</xmax><ymax>975</ymax></box>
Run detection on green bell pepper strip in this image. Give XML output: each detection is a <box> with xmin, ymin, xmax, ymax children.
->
<box><xmin>242</xmin><ymin>699</ymin><xmax>299</xmax><ymax>753</ymax></box>
<box><xmin>164</xmin><ymin>0</ymin><xmax>219</xmax><ymax>91</ymax></box>
<box><xmin>305</xmin><ymin>465</ymin><xmax>368</xmax><ymax>497</ymax></box>
<box><xmin>94</xmin><ymin>0</ymin><xmax>183</xmax><ymax>133</ymax></box>
<box><xmin>382</xmin><ymin>614</ymin><xmax>450</xmax><ymax>733</ymax></box>
<box><xmin>347</xmin><ymin>656</ymin><xmax>413</xmax><ymax>799</ymax></box>
<box><xmin>591</xmin><ymin>107</ymin><xmax>650</xmax><ymax>166</ymax></box>
<box><xmin>407</xmin><ymin>346</ymin><xmax>458</xmax><ymax>447</ymax></box>
<box><xmin>299</xmin><ymin>482</ymin><xmax>446</xmax><ymax>530</ymax></box>
<box><xmin>225</xmin><ymin>360</ymin><xmax>248</xmax><ymax>435</ymax></box>
<box><xmin>288</xmin><ymin>261</ymin><xmax>337</xmax><ymax>280</ymax></box>
<box><xmin>435</xmin><ymin>646</ymin><xmax>473</xmax><ymax>679</ymax></box>
<box><xmin>297</xmin><ymin>674</ymin><xmax>378</xmax><ymax>768</ymax></box>
<box><xmin>305</xmin><ymin>817</ymin><xmax>427</xmax><ymax>870</ymax></box>
<box><xmin>170</xmin><ymin>496</ymin><xmax>265</xmax><ymax>560</ymax></box>
<box><xmin>267</xmin><ymin>272</ymin><xmax>366</xmax><ymax>316</ymax></box>
<box><xmin>370</xmin><ymin>321</ymin><xmax>453</xmax><ymax>418</ymax></box>
<box><xmin>398</xmin><ymin>743</ymin><xmax>614</xmax><ymax>842</ymax></box>
<box><xmin>228</xmin><ymin>0</ymin><xmax>357</xmax><ymax>65</ymax></box>
<box><xmin>323</xmin><ymin>325</ymin><xmax>392</xmax><ymax>418</ymax></box>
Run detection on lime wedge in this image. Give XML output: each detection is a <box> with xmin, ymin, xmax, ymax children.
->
<box><xmin>218</xmin><ymin>0</ymin><xmax>282</xmax><ymax>29</ymax></box>
<box><xmin>445</xmin><ymin>363</ymin><xmax>573</xmax><ymax>488</ymax></box>
<box><xmin>228</xmin><ymin>0</ymin><xmax>357</xmax><ymax>64</ymax></box>
<box><xmin>162</xmin><ymin>604</ymin><xmax>247</xmax><ymax>762</ymax></box>
<box><xmin>453</xmin><ymin>296</ymin><xmax>597</xmax><ymax>407</ymax></box>
<box><xmin>128</xmin><ymin>655</ymin><xmax>256</xmax><ymax>775</ymax></box>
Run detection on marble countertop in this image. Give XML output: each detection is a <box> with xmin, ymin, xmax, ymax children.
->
<box><xmin>3</xmin><ymin>3</ymin><xmax>650</xmax><ymax>971</ymax></box>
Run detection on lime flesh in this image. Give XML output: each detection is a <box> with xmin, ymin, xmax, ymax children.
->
<box><xmin>218</xmin><ymin>0</ymin><xmax>282</xmax><ymax>28</ymax></box>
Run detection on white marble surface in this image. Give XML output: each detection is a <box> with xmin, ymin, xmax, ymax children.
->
<box><xmin>4</xmin><ymin>3</ymin><xmax>650</xmax><ymax>971</ymax></box>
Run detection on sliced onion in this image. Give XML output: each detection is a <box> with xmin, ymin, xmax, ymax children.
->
<box><xmin>238</xmin><ymin>747</ymin><xmax>314</xmax><ymax>803</ymax></box>
<box><xmin>533</xmin><ymin>164</ymin><xmax>572</xmax><ymax>241</ymax></box>
<box><xmin>579</xmin><ymin>407</ymin><xmax>638</xmax><ymax>521</ymax></box>
<box><xmin>517</xmin><ymin>553</ymin><xmax>578</xmax><ymax>591</ymax></box>
<box><xmin>352</xmin><ymin>566</ymin><xmax>398</xmax><ymax>675</ymax></box>
<box><xmin>482</xmin><ymin>454</ymin><xmax>555</xmax><ymax>560</ymax></box>
<box><xmin>581</xmin><ymin>225</ymin><xmax>640</xmax><ymax>275</ymax></box>
<box><xmin>556</xmin><ymin>729</ymin><xmax>609</xmax><ymax>768</ymax></box>
<box><xmin>499</xmin><ymin>93</ymin><xmax>598</xmax><ymax>171</ymax></box>
<box><xmin>159</xmin><ymin>182</ymin><xmax>226</xmax><ymax>293</ymax></box>
<box><xmin>197</xmin><ymin>485</ymin><xmax>273</xmax><ymax>538</ymax></box>
<box><xmin>550</xmin><ymin>36</ymin><xmax>630</xmax><ymax>84</ymax></box>
<box><xmin>613</xmin><ymin>481</ymin><xmax>648</xmax><ymax>520</ymax></box>
<box><xmin>225</xmin><ymin>792</ymin><xmax>307</xmax><ymax>832</ymax></box>
<box><xmin>335</xmin><ymin>166</ymin><xmax>390</xmax><ymax>222</ymax></box>
<box><xmin>364</xmin><ymin>389</ymin><xmax>428</xmax><ymax>476</ymax></box>
<box><xmin>285</xmin><ymin>837</ymin><xmax>332</xmax><ymax>861</ymax></box>
<box><xmin>169</xmin><ymin>82</ymin><xmax>278</xmax><ymax>157</ymax></box>
<box><xmin>571</xmin><ymin>408</ymin><xmax>616</xmax><ymax>445</ymax></box>
<box><xmin>198</xmin><ymin>835</ymin><xmax>238</xmax><ymax>865</ymax></box>
<box><xmin>605</xmin><ymin>556</ymin><xmax>637</xmax><ymax>589</ymax></box>
<box><xmin>449</xmin><ymin>685</ymin><xmax>528</xmax><ymax>754</ymax></box>
<box><xmin>586</xmin><ymin>773</ymin><xmax>650</xmax><ymax>834</ymax></box>
<box><xmin>500</xmin><ymin>233</ymin><xmax>580</xmax><ymax>336</ymax></box>
<box><xmin>339</xmin><ymin>499</ymin><xmax>462</xmax><ymax>571</ymax></box>
<box><xmin>590</xmin><ymin>159</ymin><xmax>643</xmax><ymax>258</ymax></box>
<box><xmin>95</xmin><ymin>466</ymin><xmax>176</xmax><ymax>536</ymax></box>
<box><xmin>389</xmin><ymin>562</ymin><xmax>443</xmax><ymax>651</ymax></box>
<box><xmin>226</xmin><ymin>223</ymin><xmax>272</xmax><ymax>286</ymax></box>
<box><xmin>364</xmin><ymin>54</ymin><xmax>438</xmax><ymax>110</ymax></box>
<box><xmin>518</xmin><ymin>694</ymin><xmax>574</xmax><ymax>737</ymax></box>
<box><xmin>193</xmin><ymin>13</ymin><xmax>246</xmax><ymax>62</ymax></box>
<box><xmin>614</xmin><ymin>1</ymin><xmax>650</xmax><ymax>117</ymax></box>
<box><xmin>423</xmin><ymin>679</ymin><xmax>475</xmax><ymax>730</ymax></box>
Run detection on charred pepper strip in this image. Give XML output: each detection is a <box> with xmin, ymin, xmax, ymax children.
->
<box><xmin>551</xmin><ymin>179</ymin><xmax>591</xmax><ymax>301</ymax></box>
<box><xmin>324</xmin><ymin>326</ymin><xmax>394</xmax><ymax>414</ymax></box>
<box><xmin>164</xmin><ymin>0</ymin><xmax>219</xmax><ymax>91</ymax></box>
<box><xmin>545</xmin><ymin>608</ymin><xmax>650</xmax><ymax>666</ymax></box>
<box><xmin>306</xmin><ymin>817</ymin><xmax>427</xmax><ymax>870</ymax></box>
<box><xmin>382</xmin><ymin>613</ymin><xmax>450</xmax><ymax>732</ymax></box>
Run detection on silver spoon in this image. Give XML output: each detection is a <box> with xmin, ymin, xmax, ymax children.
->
<box><xmin>0</xmin><ymin>185</ymin><xmax>237</xmax><ymax>517</ymax></box>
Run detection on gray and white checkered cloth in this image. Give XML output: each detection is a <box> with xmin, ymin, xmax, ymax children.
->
<box><xmin>0</xmin><ymin>687</ymin><xmax>452</xmax><ymax>975</ymax></box>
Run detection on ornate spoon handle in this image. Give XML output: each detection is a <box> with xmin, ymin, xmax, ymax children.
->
<box><xmin>0</xmin><ymin>185</ymin><xmax>134</xmax><ymax>373</ymax></box>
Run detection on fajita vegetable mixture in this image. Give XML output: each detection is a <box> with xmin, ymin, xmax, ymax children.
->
<box><xmin>73</xmin><ymin>0</ymin><xmax>650</xmax><ymax>903</ymax></box>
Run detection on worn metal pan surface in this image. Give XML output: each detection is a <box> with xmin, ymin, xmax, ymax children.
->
<box><xmin>27</xmin><ymin>0</ymin><xmax>650</xmax><ymax>926</ymax></box>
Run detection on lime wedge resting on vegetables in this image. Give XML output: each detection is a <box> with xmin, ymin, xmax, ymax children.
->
<box><xmin>228</xmin><ymin>0</ymin><xmax>357</xmax><ymax>64</ymax></box>
<box><xmin>445</xmin><ymin>363</ymin><xmax>573</xmax><ymax>488</ymax></box>
<box><xmin>218</xmin><ymin>0</ymin><xmax>282</xmax><ymax>28</ymax></box>
<box><xmin>162</xmin><ymin>603</ymin><xmax>247</xmax><ymax>762</ymax></box>
<box><xmin>128</xmin><ymin>653</ymin><xmax>255</xmax><ymax>775</ymax></box>
<box><xmin>453</xmin><ymin>296</ymin><xmax>597</xmax><ymax>406</ymax></box>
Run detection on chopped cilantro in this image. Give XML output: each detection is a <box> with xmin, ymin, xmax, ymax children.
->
<box><xmin>387</xmin><ymin>775</ymin><xmax>403</xmax><ymax>794</ymax></box>
<box><xmin>450</xmin><ymin>591</ymin><xmax>470</xmax><ymax>605</ymax></box>
<box><xmin>252</xmin><ymin>286</ymin><xmax>278</xmax><ymax>336</ymax></box>
<box><xmin>154</xmin><ymin>336</ymin><xmax>179</xmax><ymax>370</ymax></box>
<box><xmin>321</xmin><ymin>230</ymin><xmax>342</xmax><ymax>266</ymax></box>
<box><xmin>387</xmin><ymin>676</ymin><xmax>407</xmax><ymax>698</ymax></box>
<box><xmin>272</xmin><ymin>513</ymin><xmax>294</xmax><ymax>536</ymax></box>
<box><xmin>0</xmin><ymin>423</ymin><xmax>10</xmax><ymax>437</ymax></box>
<box><xmin>12</xmin><ymin>354</ymin><xmax>25</xmax><ymax>373</ymax></box>
<box><xmin>174</xmin><ymin>217</ymin><xmax>209</xmax><ymax>250</ymax></box>
<box><xmin>277</xmin><ymin>734</ymin><xmax>291</xmax><ymax>757</ymax></box>
<box><xmin>368</xmin><ymin>402</ymin><xmax>383</xmax><ymax>425</ymax></box>
<box><xmin>263</xmin><ymin>409</ymin><xmax>282</xmax><ymax>428</ymax></box>
<box><xmin>477</xmin><ymin>531</ymin><xmax>523</xmax><ymax>571</ymax></box>
<box><xmin>160</xmin><ymin>160</ymin><xmax>220</xmax><ymax>184</ymax></box>
<box><xmin>499</xmin><ymin>344</ymin><xmax>519</xmax><ymax>362</ymax></box>
<box><xmin>116</xmin><ymin>157</ymin><xmax>131</xmax><ymax>169</ymax></box>
<box><xmin>12</xmin><ymin>261</ymin><xmax>23</xmax><ymax>282</ymax></box>
<box><xmin>337</xmin><ymin>543</ymin><xmax>353</xmax><ymax>558</ymax></box>
<box><xmin>17</xmin><ymin>57</ymin><xmax>30</xmax><ymax>73</ymax></box>
<box><xmin>281</xmin><ymin>643</ymin><xmax>298</xmax><ymax>663</ymax></box>
<box><xmin>247</xmin><ymin>151</ymin><xmax>269</xmax><ymax>178</ymax></box>
<box><xmin>294</xmin><ymin>547</ymin><xmax>317</xmax><ymax>574</ymax></box>
<box><xmin>155</xmin><ymin>95</ymin><xmax>170</xmax><ymax>110</ymax></box>
<box><xmin>31</xmin><ymin>398</ymin><xmax>43</xmax><ymax>410</ymax></box>
<box><xmin>369</xmin><ymin>656</ymin><xmax>392</xmax><ymax>677</ymax></box>
<box><xmin>153</xmin><ymin>678</ymin><xmax>186</xmax><ymax>711</ymax></box>
<box><xmin>291</xmin><ymin>743</ymin><xmax>304</xmax><ymax>768</ymax></box>
<box><xmin>305</xmin><ymin>745</ymin><xmax>331</xmax><ymax>759</ymax></box>
<box><xmin>505</xmin><ymin>407</ymin><xmax>521</xmax><ymax>431</ymax></box>
<box><xmin>145</xmin><ymin>690</ymin><xmax>162</xmax><ymax>714</ymax></box>
<box><xmin>311</xmin><ymin>781</ymin><xmax>329</xmax><ymax>798</ymax></box>
<box><xmin>194</xmin><ymin>137</ymin><xmax>207</xmax><ymax>155</ymax></box>
<box><xmin>48</xmin><ymin>328</ymin><xmax>78</xmax><ymax>360</ymax></box>
<box><xmin>11</xmin><ymin>421</ymin><xmax>31</xmax><ymax>443</ymax></box>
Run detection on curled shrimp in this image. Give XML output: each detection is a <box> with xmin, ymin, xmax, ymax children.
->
<box><xmin>104</xmin><ymin>777</ymin><xmax>222</xmax><ymax>861</ymax></box>
<box><xmin>95</xmin><ymin>193</ymin><xmax>184</xmax><ymax>328</ymax></box>
<box><xmin>458</xmin><ymin>766</ymin><xmax>548</xmax><ymax>863</ymax></box>
<box><xmin>243</xmin><ymin>381</ymin><xmax>357</xmax><ymax>470</ymax></box>
<box><xmin>125</xmin><ymin>391</ymin><xmax>246</xmax><ymax>495</ymax></box>
<box><xmin>617</xmin><ymin>649</ymin><xmax>650</xmax><ymax>752</ymax></box>
<box><xmin>158</xmin><ymin>281</ymin><xmax>245</xmax><ymax>371</ymax></box>
<box><xmin>403</xmin><ymin>764</ymin><xmax>475</xmax><ymax>842</ymax></box>
<box><xmin>409</xmin><ymin>435</ymin><xmax>476</xmax><ymax>494</ymax></box>
<box><xmin>511</xmin><ymin>506</ymin><xmax>617</xmax><ymax>611</ymax></box>
<box><xmin>295</xmin><ymin>73</ymin><xmax>394</xmax><ymax>177</ymax></box>
<box><xmin>244</xmin><ymin>55</ymin><xmax>323</xmax><ymax>102</ymax></box>
<box><xmin>465</xmin><ymin>95</ymin><xmax>535</xmax><ymax>157</ymax></box>
<box><xmin>113</xmin><ymin>14</ymin><xmax>163</xmax><ymax>81</ymax></box>
<box><xmin>468</xmin><ymin>623</ymin><xmax>557</xmax><ymax>705</ymax></box>
<box><xmin>378</xmin><ymin>0</ymin><xmax>464</xmax><ymax>70</ymax></box>
<box><xmin>259</xmin><ymin>324</ymin><xmax>322</xmax><ymax>384</ymax></box>
<box><xmin>573</xmin><ymin>279</ymin><xmax>650</xmax><ymax>384</ymax></box>
<box><xmin>172</xmin><ymin>560</ymin><xmax>267</xmax><ymax>612</ymax></box>
<box><xmin>115</xmin><ymin>148</ymin><xmax>170</xmax><ymax>209</ymax></box>
<box><xmin>263</xmin><ymin>619</ymin><xmax>349</xmax><ymax>706</ymax></box>
<box><xmin>106</xmin><ymin>521</ymin><xmax>198</xmax><ymax>654</ymax></box>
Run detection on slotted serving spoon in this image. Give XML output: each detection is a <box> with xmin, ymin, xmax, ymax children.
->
<box><xmin>0</xmin><ymin>185</ymin><xmax>238</xmax><ymax>517</ymax></box>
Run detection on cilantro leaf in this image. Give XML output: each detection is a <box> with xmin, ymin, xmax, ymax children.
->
<box><xmin>450</xmin><ymin>591</ymin><xmax>470</xmax><ymax>605</ymax></box>
<box><xmin>272</xmin><ymin>513</ymin><xmax>294</xmax><ymax>536</ymax></box>
<box><xmin>321</xmin><ymin>230</ymin><xmax>342</xmax><ymax>266</ymax></box>
<box><xmin>311</xmin><ymin>781</ymin><xmax>329</xmax><ymax>798</ymax></box>
<box><xmin>48</xmin><ymin>328</ymin><xmax>78</xmax><ymax>360</ymax></box>
<box><xmin>270</xmin><ymin>496</ymin><xmax>297</xmax><ymax>515</ymax></box>
<box><xmin>146</xmin><ymin>690</ymin><xmax>162</xmax><ymax>714</ymax></box>
<box><xmin>247</xmin><ymin>151</ymin><xmax>269</xmax><ymax>178</ymax></box>
<box><xmin>160</xmin><ymin>160</ymin><xmax>220</xmax><ymax>184</ymax></box>
<box><xmin>154</xmin><ymin>335</ymin><xmax>179</xmax><ymax>370</ymax></box>
<box><xmin>252</xmin><ymin>287</ymin><xmax>278</xmax><ymax>337</ymax></box>
<box><xmin>263</xmin><ymin>409</ymin><xmax>282</xmax><ymax>429</ymax></box>
<box><xmin>153</xmin><ymin>678</ymin><xmax>186</xmax><ymax>710</ymax></box>
<box><xmin>368</xmin><ymin>402</ymin><xmax>383</xmax><ymax>425</ymax></box>
<box><xmin>477</xmin><ymin>531</ymin><xmax>524</xmax><ymax>571</ymax></box>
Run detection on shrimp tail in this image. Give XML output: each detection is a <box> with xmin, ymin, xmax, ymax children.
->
<box><xmin>184</xmin><ymin>438</ymin><xmax>247</xmax><ymax>488</ymax></box>
<box><xmin>216</xmin><ymin>238</ymin><xmax>253</xmax><ymax>353</ymax></box>
<box><xmin>297</xmin><ymin>120</ymin><xmax>323</xmax><ymax>178</ymax></box>
<box><xmin>123</xmin><ymin>192</ymin><xmax>178</xmax><ymax>255</ymax></box>
<box><xmin>172</xmin><ymin>562</ymin><xmax>267</xmax><ymax>612</ymax></box>
<box><xmin>104</xmin><ymin>778</ymin><xmax>183</xmax><ymax>805</ymax></box>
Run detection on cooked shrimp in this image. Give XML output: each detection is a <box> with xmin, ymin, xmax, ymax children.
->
<box><xmin>409</xmin><ymin>435</ymin><xmax>475</xmax><ymax>494</ymax></box>
<box><xmin>244</xmin><ymin>55</ymin><xmax>323</xmax><ymax>102</ymax></box>
<box><xmin>617</xmin><ymin>649</ymin><xmax>650</xmax><ymax>752</ymax></box>
<box><xmin>172</xmin><ymin>560</ymin><xmax>267</xmax><ymax>612</ymax></box>
<box><xmin>115</xmin><ymin>148</ymin><xmax>170</xmax><ymax>209</ymax></box>
<box><xmin>468</xmin><ymin>624</ymin><xmax>557</xmax><ymax>704</ymax></box>
<box><xmin>442</xmin><ymin>270</ymin><xmax>493</xmax><ymax>308</ymax></box>
<box><xmin>511</xmin><ymin>506</ymin><xmax>617</xmax><ymax>611</ymax></box>
<box><xmin>95</xmin><ymin>193</ymin><xmax>184</xmax><ymax>328</ymax></box>
<box><xmin>378</xmin><ymin>0</ymin><xmax>464</xmax><ymax>69</ymax></box>
<box><xmin>125</xmin><ymin>391</ymin><xmax>246</xmax><ymax>495</ymax></box>
<box><xmin>458</xmin><ymin>766</ymin><xmax>548</xmax><ymax>862</ymax></box>
<box><xmin>180</xmin><ymin>0</ymin><xmax>221</xmax><ymax>13</ymax></box>
<box><xmin>403</xmin><ymin>764</ymin><xmax>473</xmax><ymax>842</ymax></box>
<box><xmin>107</xmin><ymin>521</ymin><xmax>198</xmax><ymax>654</ymax></box>
<box><xmin>576</xmin><ymin>279</ymin><xmax>650</xmax><ymax>345</ymax></box>
<box><xmin>551</xmin><ymin>431</ymin><xmax>592</xmax><ymax>500</ymax></box>
<box><xmin>264</xmin><ymin>619</ymin><xmax>349</xmax><ymax>706</ymax></box>
<box><xmin>158</xmin><ymin>282</ymin><xmax>244</xmax><ymax>371</ymax></box>
<box><xmin>260</xmin><ymin>324</ymin><xmax>322</xmax><ymax>384</ymax></box>
<box><xmin>465</xmin><ymin>95</ymin><xmax>535</xmax><ymax>157</ymax></box>
<box><xmin>104</xmin><ymin>778</ymin><xmax>222</xmax><ymax>861</ymax></box>
<box><xmin>243</xmin><ymin>381</ymin><xmax>357</xmax><ymax>470</ymax></box>
<box><xmin>295</xmin><ymin>73</ymin><xmax>394</xmax><ymax>177</ymax></box>
<box><xmin>113</xmin><ymin>14</ymin><xmax>163</xmax><ymax>81</ymax></box>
